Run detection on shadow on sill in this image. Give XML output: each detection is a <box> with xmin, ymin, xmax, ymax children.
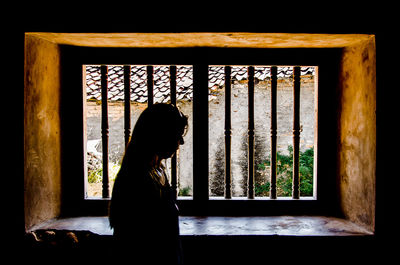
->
<box><xmin>28</xmin><ymin>215</ymin><xmax>372</xmax><ymax>237</ymax></box>
<box><xmin>24</xmin><ymin>216</ymin><xmax>376</xmax><ymax>264</ymax></box>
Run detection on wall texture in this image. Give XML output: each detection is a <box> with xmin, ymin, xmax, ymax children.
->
<box><xmin>85</xmin><ymin>77</ymin><xmax>315</xmax><ymax>197</ymax></box>
<box><xmin>338</xmin><ymin>37</ymin><xmax>376</xmax><ymax>231</ymax></box>
<box><xmin>24</xmin><ymin>33</ymin><xmax>376</xmax><ymax>233</ymax></box>
<box><xmin>208</xmin><ymin>78</ymin><xmax>315</xmax><ymax>196</ymax></box>
<box><xmin>24</xmin><ymin>36</ymin><xmax>62</xmax><ymax>230</ymax></box>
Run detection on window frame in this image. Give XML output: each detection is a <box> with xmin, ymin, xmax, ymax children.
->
<box><xmin>60</xmin><ymin>45</ymin><xmax>342</xmax><ymax>217</ymax></box>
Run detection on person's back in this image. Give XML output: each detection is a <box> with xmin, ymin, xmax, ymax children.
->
<box><xmin>111</xmin><ymin>166</ymin><xmax>181</xmax><ymax>263</ymax></box>
<box><xmin>109</xmin><ymin>103</ymin><xmax>187</xmax><ymax>264</ymax></box>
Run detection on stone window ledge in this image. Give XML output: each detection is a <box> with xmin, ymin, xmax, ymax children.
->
<box><xmin>28</xmin><ymin>216</ymin><xmax>373</xmax><ymax>238</ymax></box>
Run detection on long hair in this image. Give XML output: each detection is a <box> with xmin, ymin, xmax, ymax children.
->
<box><xmin>109</xmin><ymin>103</ymin><xmax>187</xmax><ymax>229</ymax></box>
<box><xmin>119</xmin><ymin>103</ymin><xmax>188</xmax><ymax>173</ymax></box>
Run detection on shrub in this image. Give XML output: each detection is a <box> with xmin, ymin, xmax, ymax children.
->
<box><xmin>256</xmin><ymin>146</ymin><xmax>314</xmax><ymax>197</ymax></box>
<box><xmin>179</xmin><ymin>186</ymin><xmax>191</xmax><ymax>196</ymax></box>
<box><xmin>87</xmin><ymin>162</ymin><xmax>120</xmax><ymax>184</ymax></box>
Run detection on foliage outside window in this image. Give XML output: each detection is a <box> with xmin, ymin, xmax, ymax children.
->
<box><xmin>256</xmin><ymin>146</ymin><xmax>314</xmax><ymax>197</ymax></box>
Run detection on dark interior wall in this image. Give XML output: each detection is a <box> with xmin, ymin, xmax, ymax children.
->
<box><xmin>24</xmin><ymin>35</ymin><xmax>62</xmax><ymax>230</ymax></box>
<box><xmin>15</xmin><ymin>6</ymin><xmax>395</xmax><ymax>260</ymax></box>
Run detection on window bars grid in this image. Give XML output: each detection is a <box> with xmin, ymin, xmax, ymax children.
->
<box><xmin>92</xmin><ymin>64</ymin><xmax>306</xmax><ymax>200</ymax></box>
<box><xmin>221</xmin><ymin>66</ymin><xmax>302</xmax><ymax>199</ymax></box>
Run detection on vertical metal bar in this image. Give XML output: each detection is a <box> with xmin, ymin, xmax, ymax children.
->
<box><xmin>170</xmin><ymin>65</ymin><xmax>178</xmax><ymax>198</ymax></box>
<box><xmin>170</xmin><ymin>65</ymin><xmax>177</xmax><ymax>105</ymax></box>
<box><xmin>292</xmin><ymin>66</ymin><xmax>301</xmax><ymax>199</ymax></box>
<box><xmin>101</xmin><ymin>65</ymin><xmax>110</xmax><ymax>199</ymax></box>
<box><xmin>224</xmin><ymin>66</ymin><xmax>232</xmax><ymax>199</ymax></box>
<box><xmin>248</xmin><ymin>66</ymin><xmax>255</xmax><ymax>199</ymax></box>
<box><xmin>270</xmin><ymin>66</ymin><xmax>278</xmax><ymax>199</ymax></box>
<box><xmin>147</xmin><ymin>65</ymin><xmax>154</xmax><ymax>106</ymax></box>
<box><xmin>124</xmin><ymin>65</ymin><xmax>131</xmax><ymax>147</ymax></box>
<box><xmin>193</xmin><ymin>64</ymin><xmax>209</xmax><ymax>202</ymax></box>
<box><xmin>83</xmin><ymin>66</ymin><xmax>88</xmax><ymax>198</ymax></box>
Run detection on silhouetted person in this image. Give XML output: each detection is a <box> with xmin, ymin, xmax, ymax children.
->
<box><xmin>109</xmin><ymin>103</ymin><xmax>188</xmax><ymax>264</ymax></box>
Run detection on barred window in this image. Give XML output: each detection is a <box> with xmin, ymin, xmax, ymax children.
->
<box><xmin>84</xmin><ymin>64</ymin><xmax>316</xmax><ymax>202</ymax></box>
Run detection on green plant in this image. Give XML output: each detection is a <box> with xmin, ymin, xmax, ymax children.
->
<box><xmin>255</xmin><ymin>182</ymin><xmax>270</xmax><ymax>197</ymax></box>
<box><xmin>87</xmin><ymin>162</ymin><xmax>121</xmax><ymax>184</ymax></box>
<box><xmin>88</xmin><ymin>167</ymin><xmax>103</xmax><ymax>183</ymax></box>
<box><xmin>256</xmin><ymin>146</ymin><xmax>314</xmax><ymax>197</ymax></box>
<box><xmin>179</xmin><ymin>186</ymin><xmax>191</xmax><ymax>196</ymax></box>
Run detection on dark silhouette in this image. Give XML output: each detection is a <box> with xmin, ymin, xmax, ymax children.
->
<box><xmin>109</xmin><ymin>103</ymin><xmax>188</xmax><ymax>264</ymax></box>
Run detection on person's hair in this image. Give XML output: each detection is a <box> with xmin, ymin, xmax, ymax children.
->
<box><xmin>109</xmin><ymin>103</ymin><xmax>187</xmax><ymax>230</ymax></box>
<box><xmin>119</xmin><ymin>103</ymin><xmax>188</xmax><ymax>173</ymax></box>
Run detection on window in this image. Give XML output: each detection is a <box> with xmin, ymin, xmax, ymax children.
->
<box><xmin>57</xmin><ymin>45</ymin><xmax>343</xmax><ymax>216</ymax></box>
<box><xmin>84</xmin><ymin>65</ymin><xmax>194</xmax><ymax>198</ymax></box>
<box><xmin>83</xmin><ymin>63</ymin><xmax>317</xmax><ymax>202</ymax></box>
<box><xmin>208</xmin><ymin>66</ymin><xmax>316</xmax><ymax>199</ymax></box>
<box><xmin>24</xmin><ymin>32</ymin><xmax>376</xmax><ymax>232</ymax></box>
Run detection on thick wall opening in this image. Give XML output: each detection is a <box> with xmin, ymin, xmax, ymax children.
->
<box><xmin>24</xmin><ymin>35</ymin><xmax>62</xmax><ymax>230</ymax></box>
<box><xmin>24</xmin><ymin>33</ymin><xmax>376</xmax><ymax>232</ymax></box>
<box><xmin>338</xmin><ymin>39</ymin><xmax>376</xmax><ymax>231</ymax></box>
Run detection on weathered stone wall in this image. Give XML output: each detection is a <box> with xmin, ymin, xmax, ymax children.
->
<box><xmin>86</xmin><ymin>102</ymin><xmax>147</xmax><ymax>163</ymax></box>
<box><xmin>338</xmin><ymin>38</ymin><xmax>376</xmax><ymax>231</ymax></box>
<box><xmin>208</xmin><ymin>77</ymin><xmax>315</xmax><ymax>196</ymax></box>
<box><xmin>24</xmin><ymin>35</ymin><xmax>62</xmax><ymax>230</ymax></box>
<box><xmin>86</xmin><ymin>76</ymin><xmax>315</xmax><ymax>197</ymax></box>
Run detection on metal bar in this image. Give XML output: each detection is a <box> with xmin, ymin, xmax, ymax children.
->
<box><xmin>224</xmin><ymin>66</ymin><xmax>232</xmax><ymax>199</ymax></box>
<box><xmin>101</xmin><ymin>65</ymin><xmax>109</xmax><ymax>198</ymax></box>
<box><xmin>124</xmin><ymin>65</ymin><xmax>131</xmax><ymax>147</ymax></box>
<box><xmin>193</xmin><ymin>64</ymin><xmax>209</xmax><ymax>202</ymax></box>
<box><xmin>170</xmin><ymin>65</ymin><xmax>178</xmax><ymax>198</ymax></box>
<box><xmin>247</xmin><ymin>66</ymin><xmax>255</xmax><ymax>199</ymax></box>
<box><xmin>170</xmin><ymin>65</ymin><xmax>177</xmax><ymax>105</ymax></box>
<box><xmin>270</xmin><ymin>66</ymin><xmax>278</xmax><ymax>199</ymax></box>
<box><xmin>147</xmin><ymin>65</ymin><xmax>154</xmax><ymax>106</ymax></box>
<box><xmin>292</xmin><ymin>66</ymin><xmax>301</xmax><ymax>199</ymax></box>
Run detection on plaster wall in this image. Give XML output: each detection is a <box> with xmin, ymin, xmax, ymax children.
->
<box><xmin>24</xmin><ymin>35</ymin><xmax>62</xmax><ymax>230</ymax></box>
<box><xmin>208</xmin><ymin>78</ymin><xmax>315</xmax><ymax>196</ymax></box>
<box><xmin>85</xmin><ymin>78</ymin><xmax>315</xmax><ymax>197</ymax></box>
<box><xmin>338</xmin><ymin>37</ymin><xmax>376</xmax><ymax>231</ymax></box>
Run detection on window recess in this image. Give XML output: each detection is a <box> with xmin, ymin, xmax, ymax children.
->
<box><xmin>25</xmin><ymin>33</ymin><xmax>375</xmax><ymax>231</ymax></box>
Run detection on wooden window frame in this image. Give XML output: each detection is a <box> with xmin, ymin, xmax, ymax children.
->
<box><xmin>60</xmin><ymin>46</ymin><xmax>342</xmax><ymax>217</ymax></box>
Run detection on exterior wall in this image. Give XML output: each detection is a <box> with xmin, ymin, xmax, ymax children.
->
<box><xmin>86</xmin><ymin>77</ymin><xmax>315</xmax><ymax>197</ymax></box>
<box><xmin>208</xmin><ymin>78</ymin><xmax>315</xmax><ymax>196</ymax></box>
<box><xmin>86</xmin><ymin>101</ymin><xmax>147</xmax><ymax>163</ymax></box>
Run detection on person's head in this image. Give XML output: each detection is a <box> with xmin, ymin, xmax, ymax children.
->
<box><xmin>123</xmin><ymin>103</ymin><xmax>188</xmax><ymax>166</ymax></box>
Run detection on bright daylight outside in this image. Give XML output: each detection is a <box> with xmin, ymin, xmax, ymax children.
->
<box><xmin>84</xmin><ymin>65</ymin><xmax>316</xmax><ymax>199</ymax></box>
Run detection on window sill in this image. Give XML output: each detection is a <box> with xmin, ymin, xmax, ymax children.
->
<box><xmin>177</xmin><ymin>196</ymin><xmax>317</xmax><ymax>200</ymax></box>
<box><xmin>29</xmin><ymin>215</ymin><xmax>372</xmax><ymax>237</ymax></box>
